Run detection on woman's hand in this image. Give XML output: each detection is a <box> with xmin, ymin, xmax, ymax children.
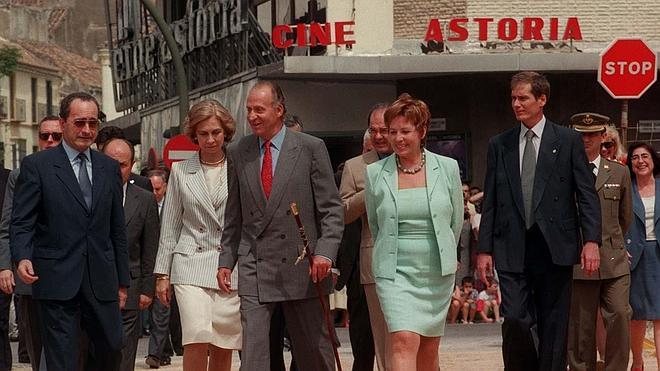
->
<box><xmin>156</xmin><ymin>278</ymin><xmax>171</xmax><ymax>307</ymax></box>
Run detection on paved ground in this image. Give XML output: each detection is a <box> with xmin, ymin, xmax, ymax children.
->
<box><xmin>10</xmin><ymin>323</ymin><xmax>660</xmax><ymax>370</ymax></box>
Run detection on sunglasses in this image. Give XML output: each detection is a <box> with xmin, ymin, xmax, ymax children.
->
<box><xmin>601</xmin><ymin>141</ymin><xmax>615</xmax><ymax>149</ymax></box>
<box><xmin>72</xmin><ymin>118</ymin><xmax>100</xmax><ymax>129</ymax></box>
<box><xmin>38</xmin><ymin>132</ymin><xmax>63</xmax><ymax>141</ymax></box>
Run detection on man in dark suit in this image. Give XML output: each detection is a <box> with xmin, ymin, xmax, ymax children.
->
<box><xmin>96</xmin><ymin>125</ymin><xmax>153</xmax><ymax>193</ymax></box>
<box><xmin>0</xmin><ymin>115</ymin><xmax>63</xmax><ymax>371</ymax></box>
<box><xmin>11</xmin><ymin>92</ymin><xmax>129</xmax><ymax>371</ymax></box>
<box><xmin>477</xmin><ymin>71</ymin><xmax>602</xmax><ymax>371</ymax></box>
<box><xmin>567</xmin><ymin>113</ymin><xmax>633</xmax><ymax>371</ymax></box>
<box><xmin>0</xmin><ymin>166</ymin><xmax>12</xmax><ymax>369</ymax></box>
<box><xmin>218</xmin><ymin>81</ymin><xmax>343</xmax><ymax>370</ymax></box>
<box><xmin>103</xmin><ymin>139</ymin><xmax>159</xmax><ymax>371</ymax></box>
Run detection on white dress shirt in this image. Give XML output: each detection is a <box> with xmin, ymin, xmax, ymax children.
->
<box><xmin>518</xmin><ymin>116</ymin><xmax>546</xmax><ymax>174</ymax></box>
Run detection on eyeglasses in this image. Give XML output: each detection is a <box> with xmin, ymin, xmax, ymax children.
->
<box><xmin>72</xmin><ymin>118</ymin><xmax>100</xmax><ymax>129</ymax></box>
<box><xmin>38</xmin><ymin>132</ymin><xmax>63</xmax><ymax>141</ymax></box>
<box><xmin>601</xmin><ymin>141</ymin><xmax>615</xmax><ymax>149</ymax></box>
<box><xmin>368</xmin><ymin>127</ymin><xmax>388</xmax><ymax>136</ymax></box>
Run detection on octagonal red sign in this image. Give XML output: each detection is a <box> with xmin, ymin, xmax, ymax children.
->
<box><xmin>598</xmin><ymin>38</ymin><xmax>658</xmax><ymax>99</ymax></box>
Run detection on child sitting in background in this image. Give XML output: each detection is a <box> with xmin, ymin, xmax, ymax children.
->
<box><xmin>477</xmin><ymin>277</ymin><xmax>502</xmax><ymax>323</ymax></box>
<box><xmin>448</xmin><ymin>276</ymin><xmax>478</xmax><ymax>324</ymax></box>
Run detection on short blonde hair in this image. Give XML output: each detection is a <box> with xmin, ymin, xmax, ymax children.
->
<box><xmin>384</xmin><ymin>93</ymin><xmax>430</xmax><ymax>146</ymax></box>
<box><xmin>184</xmin><ymin>99</ymin><xmax>236</xmax><ymax>143</ymax></box>
<box><xmin>604</xmin><ymin>126</ymin><xmax>625</xmax><ymax>161</ymax></box>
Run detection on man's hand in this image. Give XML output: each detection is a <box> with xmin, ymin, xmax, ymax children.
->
<box><xmin>118</xmin><ymin>286</ymin><xmax>128</xmax><ymax>310</ymax></box>
<box><xmin>17</xmin><ymin>260</ymin><xmax>38</xmax><ymax>285</ymax></box>
<box><xmin>217</xmin><ymin>268</ymin><xmax>232</xmax><ymax>294</ymax></box>
<box><xmin>156</xmin><ymin>278</ymin><xmax>171</xmax><ymax>307</ymax></box>
<box><xmin>309</xmin><ymin>255</ymin><xmax>332</xmax><ymax>283</ymax></box>
<box><xmin>581</xmin><ymin>241</ymin><xmax>600</xmax><ymax>276</ymax></box>
<box><xmin>0</xmin><ymin>269</ymin><xmax>14</xmax><ymax>294</ymax></box>
<box><xmin>477</xmin><ymin>253</ymin><xmax>493</xmax><ymax>284</ymax></box>
<box><xmin>138</xmin><ymin>294</ymin><xmax>153</xmax><ymax>310</ymax></box>
<box><xmin>627</xmin><ymin>251</ymin><xmax>632</xmax><ymax>266</ymax></box>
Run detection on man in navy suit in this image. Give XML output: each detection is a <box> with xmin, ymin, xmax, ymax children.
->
<box><xmin>11</xmin><ymin>92</ymin><xmax>129</xmax><ymax>371</ymax></box>
<box><xmin>477</xmin><ymin>72</ymin><xmax>601</xmax><ymax>371</ymax></box>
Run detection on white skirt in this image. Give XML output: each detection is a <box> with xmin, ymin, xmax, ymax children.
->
<box><xmin>174</xmin><ymin>284</ymin><xmax>242</xmax><ymax>349</ymax></box>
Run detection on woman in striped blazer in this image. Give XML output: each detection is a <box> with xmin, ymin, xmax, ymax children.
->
<box><xmin>154</xmin><ymin>99</ymin><xmax>241</xmax><ymax>371</ymax></box>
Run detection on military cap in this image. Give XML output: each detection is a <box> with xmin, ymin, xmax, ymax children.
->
<box><xmin>571</xmin><ymin>112</ymin><xmax>610</xmax><ymax>133</ymax></box>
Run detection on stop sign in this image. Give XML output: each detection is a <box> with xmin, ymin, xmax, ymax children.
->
<box><xmin>598</xmin><ymin>38</ymin><xmax>658</xmax><ymax>99</ymax></box>
<box><xmin>162</xmin><ymin>134</ymin><xmax>199</xmax><ymax>169</ymax></box>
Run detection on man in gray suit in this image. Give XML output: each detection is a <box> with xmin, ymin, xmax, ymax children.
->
<box><xmin>218</xmin><ymin>81</ymin><xmax>343</xmax><ymax>371</ymax></box>
<box><xmin>103</xmin><ymin>139</ymin><xmax>159</xmax><ymax>371</ymax></box>
<box><xmin>0</xmin><ymin>115</ymin><xmax>63</xmax><ymax>371</ymax></box>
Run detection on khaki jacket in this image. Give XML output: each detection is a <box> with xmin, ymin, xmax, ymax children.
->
<box><xmin>574</xmin><ymin>158</ymin><xmax>632</xmax><ymax>280</ymax></box>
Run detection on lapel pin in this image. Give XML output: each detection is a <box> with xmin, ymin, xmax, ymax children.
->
<box><xmin>552</xmin><ymin>149</ymin><xmax>557</xmax><ymax>154</ymax></box>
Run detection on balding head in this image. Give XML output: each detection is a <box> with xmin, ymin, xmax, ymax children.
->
<box><xmin>103</xmin><ymin>138</ymin><xmax>135</xmax><ymax>185</ymax></box>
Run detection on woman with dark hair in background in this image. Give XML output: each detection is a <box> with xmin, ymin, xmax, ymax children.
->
<box><xmin>626</xmin><ymin>142</ymin><xmax>660</xmax><ymax>371</ymax></box>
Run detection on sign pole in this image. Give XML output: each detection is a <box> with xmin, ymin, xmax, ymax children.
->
<box><xmin>621</xmin><ymin>99</ymin><xmax>629</xmax><ymax>148</ymax></box>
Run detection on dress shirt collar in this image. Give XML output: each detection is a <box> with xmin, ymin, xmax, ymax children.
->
<box><xmin>62</xmin><ymin>140</ymin><xmax>92</xmax><ymax>163</ymax></box>
<box><xmin>591</xmin><ymin>155</ymin><xmax>602</xmax><ymax>176</ymax></box>
<box><xmin>519</xmin><ymin>115</ymin><xmax>546</xmax><ymax>140</ymax></box>
<box><xmin>258</xmin><ymin>124</ymin><xmax>286</xmax><ymax>151</ymax></box>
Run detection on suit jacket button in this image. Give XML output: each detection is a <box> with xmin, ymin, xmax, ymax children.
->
<box><xmin>554</xmin><ymin>197</ymin><xmax>558</xmax><ymax>201</ymax></box>
<box><xmin>217</xmin><ymin>247</ymin><xmax>222</xmax><ymax>251</ymax></box>
<box><xmin>199</xmin><ymin>227</ymin><xmax>204</xmax><ymax>232</ymax></box>
<box><xmin>216</xmin><ymin>228</ymin><xmax>221</xmax><ymax>232</ymax></box>
<box><xmin>257</xmin><ymin>235</ymin><xmax>263</xmax><ymax>240</ymax></box>
<box><xmin>626</xmin><ymin>239</ymin><xmax>632</xmax><ymax>244</ymax></box>
<box><xmin>250</xmin><ymin>211</ymin><xmax>254</xmax><ymax>216</ymax></box>
<box><xmin>280</xmin><ymin>234</ymin><xmax>286</xmax><ymax>239</ymax></box>
<box><xmin>257</xmin><ymin>258</ymin><xmax>263</xmax><ymax>262</ymax></box>
<box><xmin>281</xmin><ymin>258</ymin><xmax>286</xmax><ymax>263</ymax></box>
<box><xmin>197</xmin><ymin>247</ymin><xmax>203</xmax><ymax>252</ymax></box>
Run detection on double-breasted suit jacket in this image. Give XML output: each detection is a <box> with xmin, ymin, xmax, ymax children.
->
<box><xmin>154</xmin><ymin>153</ymin><xmax>238</xmax><ymax>289</ymax></box>
<box><xmin>478</xmin><ymin>121</ymin><xmax>602</xmax><ymax>272</ymax></box>
<box><xmin>11</xmin><ymin>144</ymin><xmax>129</xmax><ymax>301</ymax></box>
<box><xmin>339</xmin><ymin>150</ymin><xmax>380</xmax><ymax>285</ymax></box>
<box><xmin>123</xmin><ymin>183</ymin><xmax>160</xmax><ymax>309</ymax></box>
<box><xmin>219</xmin><ymin>128</ymin><xmax>344</xmax><ymax>302</ymax></box>
<box><xmin>573</xmin><ymin>158</ymin><xmax>632</xmax><ymax>280</ymax></box>
<box><xmin>365</xmin><ymin>150</ymin><xmax>464</xmax><ymax>279</ymax></box>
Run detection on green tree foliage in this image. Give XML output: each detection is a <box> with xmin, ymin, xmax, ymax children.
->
<box><xmin>0</xmin><ymin>46</ymin><xmax>20</xmax><ymax>77</ymax></box>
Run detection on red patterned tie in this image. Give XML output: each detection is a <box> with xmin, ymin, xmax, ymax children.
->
<box><xmin>261</xmin><ymin>140</ymin><xmax>272</xmax><ymax>199</ymax></box>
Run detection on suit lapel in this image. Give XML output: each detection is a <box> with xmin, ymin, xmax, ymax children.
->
<box><xmin>262</xmin><ymin>130</ymin><xmax>302</xmax><ymax>224</ymax></box>
<box><xmin>363</xmin><ymin>150</ymin><xmax>380</xmax><ymax>165</ymax></box>
<box><xmin>124</xmin><ymin>183</ymin><xmax>139</xmax><ymax>226</ymax></box>
<box><xmin>632</xmin><ymin>181</ymin><xmax>645</xmax><ymax>224</ymax></box>
<box><xmin>654</xmin><ymin>179</ymin><xmax>660</xmax><ymax>228</ymax></box>
<box><xmin>184</xmin><ymin>154</ymin><xmax>221</xmax><ymax>227</ymax></box>
<box><xmin>502</xmin><ymin>129</ymin><xmax>525</xmax><ymax>220</ymax></box>
<box><xmin>533</xmin><ymin>122</ymin><xmax>560</xmax><ymax>212</ymax></box>
<box><xmin>53</xmin><ymin>145</ymin><xmax>88</xmax><ymax>212</ymax></box>
<box><xmin>382</xmin><ymin>156</ymin><xmax>398</xmax><ymax>206</ymax></box>
<box><xmin>426</xmin><ymin>150</ymin><xmax>441</xmax><ymax>198</ymax></box>
<box><xmin>90</xmin><ymin>150</ymin><xmax>106</xmax><ymax>213</ymax></box>
<box><xmin>595</xmin><ymin>160</ymin><xmax>612</xmax><ymax>191</ymax></box>
<box><xmin>243</xmin><ymin>136</ymin><xmax>267</xmax><ymax>211</ymax></box>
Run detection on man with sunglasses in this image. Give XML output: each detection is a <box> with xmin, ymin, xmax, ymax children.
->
<box><xmin>10</xmin><ymin>92</ymin><xmax>129</xmax><ymax>371</ymax></box>
<box><xmin>0</xmin><ymin>115</ymin><xmax>63</xmax><ymax>370</ymax></box>
<box><xmin>567</xmin><ymin>113</ymin><xmax>633</xmax><ymax>371</ymax></box>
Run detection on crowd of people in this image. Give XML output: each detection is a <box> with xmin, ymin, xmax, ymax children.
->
<box><xmin>0</xmin><ymin>72</ymin><xmax>655</xmax><ymax>371</ymax></box>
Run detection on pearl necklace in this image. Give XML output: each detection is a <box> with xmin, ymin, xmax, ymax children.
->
<box><xmin>200</xmin><ymin>153</ymin><xmax>226</xmax><ymax>166</ymax></box>
<box><xmin>396</xmin><ymin>152</ymin><xmax>426</xmax><ymax>174</ymax></box>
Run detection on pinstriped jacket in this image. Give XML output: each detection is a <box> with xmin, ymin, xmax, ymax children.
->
<box><xmin>154</xmin><ymin>153</ymin><xmax>238</xmax><ymax>290</ymax></box>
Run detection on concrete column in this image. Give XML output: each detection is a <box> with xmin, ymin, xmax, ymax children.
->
<box><xmin>97</xmin><ymin>48</ymin><xmax>120</xmax><ymax>121</ymax></box>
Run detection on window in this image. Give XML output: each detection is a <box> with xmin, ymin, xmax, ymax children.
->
<box><xmin>46</xmin><ymin>80</ymin><xmax>53</xmax><ymax>115</ymax></box>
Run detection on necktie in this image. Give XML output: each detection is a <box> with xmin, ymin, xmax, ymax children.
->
<box><xmin>77</xmin><ymin>153</ymin><xmax>92</xmax><ymax>210</ymax></box>
<box><xmin>589</xmin><ymin>163</ymin><xmax>597</xmax><ymax>183</ymax></box>
<box><xmin>521</xmin><ymin>129</ymin><xmax>536</xmax><ymax>229</ymax></box>
<box><xmin>261</xmin><ymin>140</ymin><xmax>273</xmax><ymax>199</ymax></box>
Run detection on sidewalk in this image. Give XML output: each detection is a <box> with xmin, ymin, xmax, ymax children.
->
<box><xmin>11</xmin><ymin>323</ymin><xmax>659</xmax><ymax>370</ymax></box>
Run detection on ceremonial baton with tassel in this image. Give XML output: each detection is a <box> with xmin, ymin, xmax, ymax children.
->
<box><xmin>290</xmin><ymin>202</ymin><xmax>343</xmax><ymax>371</ymax></box>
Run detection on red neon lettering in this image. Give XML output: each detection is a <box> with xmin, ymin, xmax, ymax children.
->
<box><xmin>448</xmin><ymin>18</ymin><xmax>469</xmax><ymax>41</ymax></box>
<box><xmin>498</xmin><ymin>18</ymin><xmax>518</xmax><ymax>41</ymax></box>
<box><xmin>425</xmin><ymin>19</ymin><xmax>444</xmax><ymax>42</ymax></box>
<box><xmin>335</xmin><ymin>21</ymin><xmax>356</xmax><ymax>46</ymax></box>
<box><xmin>522</xmin><ymin>17</ymin><xmax>544</xmax><ymax>40</ymax></box>
<box><xmin>272</xmin><ymin>24</ymin><xmax>293</xmax><ymax>48</ymax></box>
<box><xmin>473</xmin><ymin>18</ymin><xmax>493</xmax><ymax>41</ymax></box>
<box><xmin>309</xmin><ymin>23</ymin><xmax>331</xmax><ymax>46</ymax></box>
<box><xmin>549</xmin><ymin>18</ymin><xmax>558</xmax><ymax>40</ymax></box>
<box><xmin>563</xmin><ymin>17</ymin><xmax>582</xmax><ymax>40</ymax></box>
<box><xmin>296</xmin><ymin>23</ymin><xmax>308</xmax><ymax>46</ymax></box>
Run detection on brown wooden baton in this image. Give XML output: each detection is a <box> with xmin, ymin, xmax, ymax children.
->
<box><xmin>290</xmin><ymin>202</ymin><xmax>342</xmax><ymax>371</ymax></box>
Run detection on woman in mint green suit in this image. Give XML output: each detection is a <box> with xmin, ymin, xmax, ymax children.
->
<box><xmin>365</xmin><ymin>94</ymin><xmax>463</xmax><ymax>371</ymax></box>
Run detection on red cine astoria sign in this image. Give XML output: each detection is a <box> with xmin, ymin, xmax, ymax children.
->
<box><xmin>598</xmin><ymin>38</ymin><xmax>658</xmax><ymax>99</ymax></box>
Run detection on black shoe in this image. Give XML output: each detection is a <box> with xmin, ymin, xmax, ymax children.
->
<box><xmin>160</xmin><ymin>356</ymin><xmax>171</xmax><ymax>366</ymax></box>
<box><xmin>174</xmin><ymin>348</ymin><xmax>184</xmax><ymax>356</ymax></box>
<box><xmin>145</xmin><ymin>355</ymin><xmax>160</xmax><ymax>369</ymax></box>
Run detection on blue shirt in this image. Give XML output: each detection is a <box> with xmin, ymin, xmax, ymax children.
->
<box><xmin>62</xmin><ymin>140</ymin><xmax>93</xmax><ymax>184</ymax></box>
<box><xmin>258</xmin><ymin>124</ymin><xmax>286</xmax><ymax>175</ymax></box>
